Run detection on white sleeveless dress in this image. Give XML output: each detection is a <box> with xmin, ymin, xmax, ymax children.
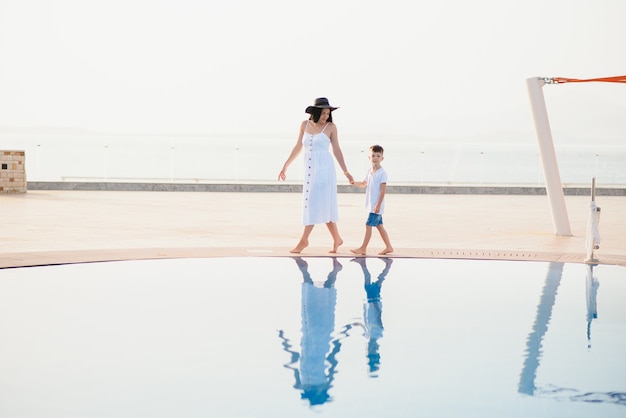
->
<box><xmin>301</xmin><ymin>121</ymin><xmax>339</xmax><ymax>225</ymax></box>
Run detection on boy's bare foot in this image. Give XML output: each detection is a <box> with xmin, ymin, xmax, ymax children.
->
<box><xmin>290</xmin><ymin>240</ymin><xmax>309</xmax><ymax>254</ymax></box>
<box><xmin>329</xmin><ymin>238</ymin><xmax>343</xmax><ymax>254</ymax></box>
<box><xmin>350</xmin><ymin>248</ymin><xmax>366</xmax><ymax>255</ymax></box>
<box><xmin>378</xmin><ymin>247</ymin><xmax>394</xmax><ymax>255</ymax></box>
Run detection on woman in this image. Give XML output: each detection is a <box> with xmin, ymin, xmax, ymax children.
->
<box><xmin>278</xmin><ymin>97</ymin><xmax>354</xmax><ymax>253</ymax></box>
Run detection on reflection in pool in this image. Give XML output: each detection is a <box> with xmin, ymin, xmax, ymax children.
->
<box><xmin>278</xmin><ymin>257</ymin><xmax>393</xmax><ymax>406</ymax></box>
<box><xmin>518</xmin><ymin>262</ymin><xmax>624</xmax><ymax>405</ymax></box>
<box><xmin>0</xmin><ymin>257</ymin><xmax>624</xmax><ymax>417</ymax></box>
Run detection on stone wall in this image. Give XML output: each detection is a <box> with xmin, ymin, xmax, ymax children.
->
<box><xmin>0</xmin><ymin>150</ymin><xmax>26</xmax><ymax>193</ymax></box>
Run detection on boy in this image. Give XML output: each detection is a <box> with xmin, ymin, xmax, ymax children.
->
<box><xmin>350</xmin><ymin>145</ymin><xmax>393</xmax><ymax>255</ymax></box>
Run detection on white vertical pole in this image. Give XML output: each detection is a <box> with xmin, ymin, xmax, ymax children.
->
<box><xmin>170</xmin><ymin>145</ymin><xmax>175</xmax><ymax>182</ymax></box>
<box><xmin>360</xmin><ymin>149</ymin><xmax>365</xmax><ymax>176</ymax></box>
<box><xmin>526</xmin><ymin>77</ymin><xmax>572</xmax><ymax>236</ymax></box>
<box><xmin>479</xmin><ymin>151</ymin><xmax>484</xmax><ymax>185</ymax></box>
<box><xmin>104</xmin><ymin>144</ymin><xmax>109</xmax><ymax>182</ymax></box>
<box><xmin>235</xmin><ymin>146</ymin><xmax>239</xmax><ymax>181</ymax></box>
<box><xmin>420</xmin><ymin>151</ymin><xmax>425</xmax><ymax>184</ymax></box>
<box><xmin>36</xmin><ymin>144</ymin><xmax>41</xmax><ymax>180</ymax></box>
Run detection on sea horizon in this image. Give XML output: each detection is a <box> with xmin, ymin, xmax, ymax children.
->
<box><xmin>2</xmin><ymin>131</ymin><xmax>625</xmax><ymax>187</ymax></box>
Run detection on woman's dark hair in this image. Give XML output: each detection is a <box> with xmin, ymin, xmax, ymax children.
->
<box><xmin>308</xmin><ymin>107</ymin><xmax>333</xmax><ymax>123</ymax></box>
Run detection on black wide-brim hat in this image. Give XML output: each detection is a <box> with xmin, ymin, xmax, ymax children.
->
<box><xmin>305</xmin><ymin>97</ymin><xmax>339</xmax><ymax>114</ymax></box>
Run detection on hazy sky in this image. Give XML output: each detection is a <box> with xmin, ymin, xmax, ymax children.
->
<box><xmin>1</xmin><ymin>0</ymin><xmax>624</xmax><ymax>141</ymax></box>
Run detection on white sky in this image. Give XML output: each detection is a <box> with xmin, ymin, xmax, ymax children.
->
<box><xmin>0</xmin><ymin>0</ymin><xmax>625</xmax><ymax>141</ymax></box>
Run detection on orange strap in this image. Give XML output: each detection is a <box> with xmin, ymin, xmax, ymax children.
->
<box><xmin>552</xmin><ymin>75</ymin><xmax>626</xmax><ymax>84</ymax></box>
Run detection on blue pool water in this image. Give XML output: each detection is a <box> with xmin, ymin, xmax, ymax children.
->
<box><xmin>1</xmin><ymin>257</ymin><xmax>625</xmax><ymax>417</ymax></box>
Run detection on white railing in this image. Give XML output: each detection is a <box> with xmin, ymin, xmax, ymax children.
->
<box><xmin>2</xmin><ymin>134</ymin><xmax>625</xmax><ymax>186</ymax></box>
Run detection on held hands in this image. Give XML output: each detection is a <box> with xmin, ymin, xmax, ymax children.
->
<box><xmin>344</xmin><ymin>172</ymin><xmax>354</xmax><ymax>184</ymax></box>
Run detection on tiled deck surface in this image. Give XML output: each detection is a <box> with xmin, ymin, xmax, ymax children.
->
<box><xmin>1</xmin><ymin>189</ymin><xmax>625</xmax><ymax>268</ymax></box>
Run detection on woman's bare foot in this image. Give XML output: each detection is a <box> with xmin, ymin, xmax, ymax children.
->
<box><xmin>350</xmin><ymin>257</ymin><xmax>367</xmax><ymax>266</ymax></box>
<box><xmin>329</xmin><ymin>238</ymin><xmax>344</xmax><ymax>254</ymax></box>
<box><xmin>290</xmin><ymin>240</ymin><xmax>309</xmax><ymax>254</ymax></box>
<box><xmin>378</xmin><ymin>247</ymin><xmax>394</xmax><ymax>255</ymax></box>
<box><xmin>350</xmin><ymin>247</ymin><xmax>366</xmax><ymax>255</ymax></box>
<box><xmin>332</xmin><ymin>258</ymin><xmax>343</xmax><ymax>272</ymax></box>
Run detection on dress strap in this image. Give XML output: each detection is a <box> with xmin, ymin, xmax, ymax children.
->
<box><xmin>320</xmin><ymin>123</ymin><xmax>329</xmax><ymax>134</ymax></box>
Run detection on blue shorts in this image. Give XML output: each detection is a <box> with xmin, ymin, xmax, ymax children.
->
<box><xmin>366</xmin><ymin>213</ymin><xmax>383</xmax><ymax>227</ymax></box>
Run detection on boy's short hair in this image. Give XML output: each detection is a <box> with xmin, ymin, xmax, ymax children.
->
<box><xmin>370</xmin><ymin>144</ymin><xmax>384</xmax><ymax>154</ymax></box>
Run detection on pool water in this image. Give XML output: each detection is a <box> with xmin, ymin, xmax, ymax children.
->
<box><xmin>1</xmin><ymin>257</ymin><xmax>625</xmax><ymax>417</ymax></box>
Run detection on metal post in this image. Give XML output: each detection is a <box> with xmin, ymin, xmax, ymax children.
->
<box><xmin>526</xmin><ymin>77</ymin><xmax>572</xmax><ymax>236</ymax></box>
<box><xmin>585</xmin><ymin>177</ymin><xmax>601</xmax><ymax>263</ymax></box>
<box><xmin>591</xmin><ymin>177</ymin><xmax>596</xmax><ymax>202</ymax></box>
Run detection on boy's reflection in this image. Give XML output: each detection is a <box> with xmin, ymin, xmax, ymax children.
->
<box><xmin>586</xmin><ymin>264</ymin><xmax>600</xmax><ymax>349</ymax></box>
<box><xmin>352</xmin><ymin>257</ymin><xmax>393</xmax><ymax>377</ymax></box>
<box><xmin>278</xmin><ymin>257</ymin><xmax>346</xmax><ymax>406</ymax></box>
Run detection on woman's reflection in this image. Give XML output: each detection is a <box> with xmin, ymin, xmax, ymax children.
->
<box><xmin>278</xmin><ymin>257</ymin><xmax>347</xmax><ymax>406</ymax></box>
<box><xmin>352</xmin><ymin>257</ymin><xmax>393</xmax><ymax>377</ymax></box>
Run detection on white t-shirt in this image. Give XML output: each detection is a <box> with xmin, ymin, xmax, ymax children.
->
<box><xmin>363</xmin><ymin>167</ymin><xmax>387</xmax><ymax>214</ymax></box>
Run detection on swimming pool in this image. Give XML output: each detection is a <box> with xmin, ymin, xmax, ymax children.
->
<box><xmin>1</xmin><ymin>257</ymin><xmax>624</xmax><ymax>417</ymax></box>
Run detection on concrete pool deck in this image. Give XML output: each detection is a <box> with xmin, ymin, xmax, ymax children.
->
<box><xmin>1</xmin><ymin>188</ymin><xmax>625</xmax><ymax>268</ymax></box>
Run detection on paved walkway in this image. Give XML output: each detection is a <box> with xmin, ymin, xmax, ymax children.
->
<box><xmin>2</xmin><ymin>190</ymin><xmax>625</xmax><ymax>268</ymax></box>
